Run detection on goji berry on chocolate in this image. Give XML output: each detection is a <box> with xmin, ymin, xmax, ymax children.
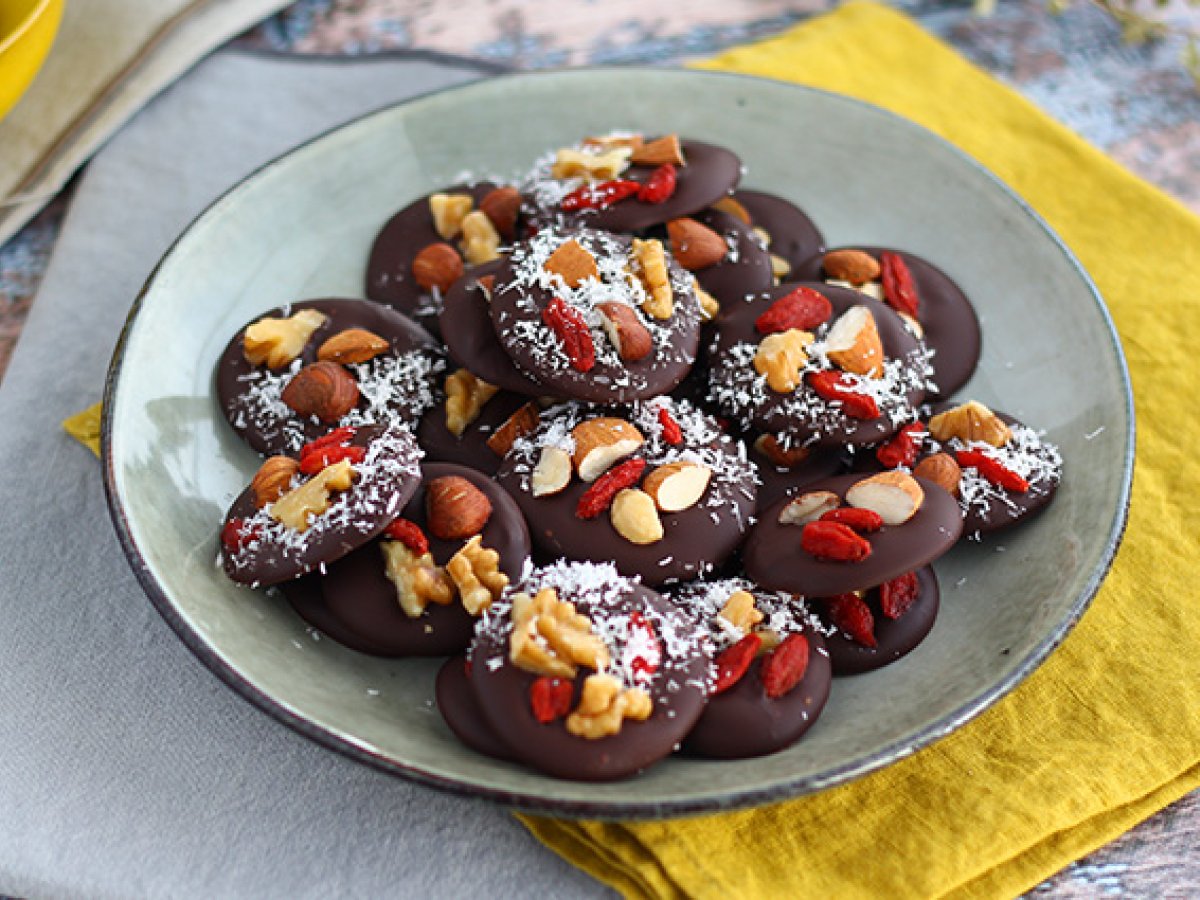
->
<box><xmin>754</xmin><ymin>286</ymin><xmax>833</xmax><ymax>334</ymax></box>
<box><xmin>880</xmin><ymin>251</ymin><xmax>919</xmax><ymax>318</ymax></box>
<box><xmin>825</xmin><ymin>593</ymin><xmax>877</xmax><ymax>648</ymax></box>
<box><xmin>955</xmin><ymin>449</ymin><xmax>1030</xmax><ymax>493</ymax></box>
<box><xmin>879</xmin><ymin>571</ymin><xmax>920</xmax><ymax>620</ymax></box>
<box><xmin>529</xmin><ymin>676</ymin><xmax>574</xmax><ymax>724</ymax></box>
<box><xmin>801</xmin><ymin>520</ymin><xmax>872</xmax><ymax>562</ymax></box>
<box><xmin>384</xmin><ymin>518</ymin><xmax>430</xmax><ymax>556</ymax></box>
<box><xmin>806</xmin><ymin>370</ymin><xmax>881</xmax><ymax>420</ymax></box>
<box><xmin>576</xmin><ymin>457</ymin><xmax>647</xmax><ymax>519</ymax></box>
<box><xmin>300</xmin><ymin>426</ymin><xmax>357</xmax><ymax>455</ymax></box>
<box><xmin>820</xmin><ymin>507</ymin><xmax>884</xmax><ymax>534</ymax></box>
<box><xmin>637</xmin><ymin>164</ymin><xmax>677</xmax><ymax>204</ymax></box>
<box><xmin>876</xmin><ymin>422</ymin><xmax>926</xmax><ymax>469</ymax></box>
<box><xmin>221</xmin><ymin>517</ymin><xmax>261</xmax><ymax>552</ymax></box>
<box><xmin>298</xmin><ymin>443</ymin><xmax>365</xmax><ymax>475</ymax></box>
<box><xmin>657</xmin><ymin>407</ymin><xmax>683</xmax><ymax>445</ymax></box>
<box><xmin>560</xmin><ymin>179</ymin><xmax>641</xmax><ymax>211</ymax></box>
<box><xmin>542</xmin><ymin>296</ymin><xmax>596</xmax><ymax>373</ymax></box>
<box><xmin>713</xmin><ymin>633</ymin><xmax>762</xmax><ymax>695</ymax></box>
<box><xmin>761</xmin><ymin>633</ymin><xmax>810</xmax><ymax>699</ymax></box>
<box><xmin>626</xmin><ymin>610</ymin><xmax>662</xmax><ymax>681</ymax></box>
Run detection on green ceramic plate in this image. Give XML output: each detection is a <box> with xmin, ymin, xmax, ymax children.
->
<box><xmin>102</xmin><ymin>68</ymin><xmax>1133</xmax><ymax>818</ymax></box>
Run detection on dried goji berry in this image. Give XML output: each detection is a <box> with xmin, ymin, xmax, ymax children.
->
<box><xmin>384</xmin><ymin>518</ymin><xmax>429</xmax><ymax>555</ymax></box>
<box><xmin>529</xmin><ymin>676</ymin><xmax>574</xmax><ymax>724</ymax></box>
<box><xmin>801</xmin><ymin>520</ymin><xmax>872</xmax><ymax>562</ymax></box>
<box><xmin>955</xmin><ymin>449</ymin><xmax>1030</xmax><ymax>493</ymax></box>
<box><xmin>825</xmin><ymin>593</ymin><xmax>877</xmax><ymax>648</ymax></box>
<box><xmin>298</xmin><ymin>443</ymin><xmax>365</xmax><ymax>475</ymax></box>
<box><xmin>880</xmin><ymin>251</ymin><xmax>919</xmax><ymax>318</ymax></box>
<box><xmin>879</xmin><ymin>571</ymin><xmax>920</xmax><ymax>620</ymax></box>
<box><xmin>575</xmin><ymin>457</ymin><xmax>647</xmax><ymax>519</ymax></box>
<box><xmin>299</xmin><ymin>426</ymin><xmax>357</xmax><ymax>457</ymax></box>
<box><xmin>559</xmin><ymin>179</ymin><xmax>641</xmax><ymax>211</ymax></box>
<box><xmin>806</xmin><ymin>370</ymin><xmax>881</xmax><ymax>420</ymax></box>
<box><xmin>713</xmin><ymin>633</ymin><xmax>762</xmax><ymax>695</ymax></box>
<box><xmin>637</xmin><ymin>164</ymin><xmax>677</xmax><ymax>203</ymax></box>
<box><xmin>820</xmin><ymin>507</ymin><xmax>884</xmax><ymax>534</ymax></box>
<box><xmin>657</xmin><ymin>407</ymin><xmax>683</xmax><ymax>445</ymax></box>
<box><xmin>761</xmin><ymin>633</ymin><xmax>810</xmax><ymax>699</ymax></box>
<box><xmin>542</xmin><ymin>296</ymin><xmax>596</xmax><ymax>373</ymax></box>
<box><xmin>626</xmin><ymin>610</ymin><xmax>661</xmax><ymax>682</ymax></box>
<box><xmin>462</xmin><ymin>657</ymin><xmax>473</xmax><ymax>678</ymax></box>
<box><xmin>754</xmin><ymin>286</ymin><xmax>833</xmax><ymax>334</ymax></box>
<box><xmin>220</xmin><ymin>517</ymin><xmax>261</xmax><ymax>552</ymax></box>
<box><xmin>876</xmin><ymin>422</ymin><xmax>926</xmax><ymax>469</ymax></box>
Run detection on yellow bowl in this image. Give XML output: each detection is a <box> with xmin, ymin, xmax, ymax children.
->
<box><xmin>0</xmin><ymin>0</ymin><xmax>64</xmax><ymax>122</ymax></box>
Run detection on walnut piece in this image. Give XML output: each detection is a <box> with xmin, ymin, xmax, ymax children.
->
<box><xmin>565</xmin><ymin>674</ymin><xmax>653</xmax><ymax>740</ymax></box>
<box><xmin>693</xmin><ymin>277</ymin><xmax>720</xmax><ymax>321</ymax></box>
<box><xmin>928</xmin><ymin>401</ymin><xmax>1012</xmax><ymax>448</ymax></box>
<box><xmin>754</xmin><ymin>328</ymin><xmax>814</xmax><ymax>393</ymax></box>
<box><xmin>718</xmin><ymin>589</ymin><xmax>764</xmax><ymax>633</ymax></box>
<box><xmin>444</xmin><ymin>369</ymin><xmax>499</xmax><ymax>437</ymax></box>
<box><xmin>630</xmin><ymin>238</ymin><xmax>674</xmax><ymax>320</ymax></box>
<box><xmin>243</xmin><ymin>308</ymin><xmax>327</xmax><ymax>369</ymax></box>
<box><xmin>269</xmin><ymin>459</ymin><xmax>355</xmax><ymax>532</ymax></box>
<box><xmin>459</xmin><ymin>210</ymin><xmax>501</xmax><ymax>266</ymax></box>
<box><xmin>509</xmin><ymin>587</ymin><xmax>610</xmax><ymax>679</ymax></box>
<box><xmin>429</xmin><ymin>192</ymin><xmax>474</xmax><ymax>240</ymax></box>
<box><xmin>381</xmin><ymin>540</ymin><xmax>455</xmax><ymax>618</ymax></box>
<box><xmin>446</xmin><ymin>535</ymin><xmax>508</xmax><ymax>615</ymax></box>
<box><xmin>551</xmin><ymin>146</ymin><xmax>632</xmax><ymax>181</ymax></box>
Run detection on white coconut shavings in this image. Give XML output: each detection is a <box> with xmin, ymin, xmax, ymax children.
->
<box><xmin>671</xmin><ymin>577</ymin><xmax>831</xmax><ymax>655</ymax></box>
<box><xmin>932</xmin><ymin>423</ymin><xmax>1063</xmax><ymax>522</ymax></box>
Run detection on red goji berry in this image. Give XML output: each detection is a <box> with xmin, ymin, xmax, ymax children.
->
<box><xmin>754</xmin><ymin>286</ymin><xmax>833</xmax><ymax>334</ymax></box>
<box><xmin>801</xmin><ymin>520</ymin><xmax>872</xmax><ymax>562</ymax></box>
<box><xmin>383</xmin><ymin>518</ymin><xmax>429</xmax><ymax>555</ymax></box>
<box><xmin>529</xmin><ymin>676</ymin><xmax>574</xmax><ymax>724</ymax></box>
<box><xmin>220</xmin><ymin>517</ymin><xmax>261</xmax><ymax>552</ymax></box>
<box><xmin>462</xmin><ymin>657</ymin><xmax>473</xmax><ymax>678</ymax></box>
<box><xmin>299</xmin><ymin>426</ymin><xmax>357</xmax><ymax>457</ymax></box>
<box><xmin>636</xmin><ymin>164</ymin><xmax>676</xmax><ymax>203</ymax></box>
<box><xmin>761</xmin><ymin>633</ymin><xmax>810</xmax><ymax>699</ymax></box>
<box><xmin>820</xmin><ymin>507</ymin><xmax>884</xmax><ymax>534</ymax></box>
<box><xmin>542</xmin><ymin>297</ymin><xmax>596</xmax><ymax>373</ymax></box>
<box><xmin>806</xmin><ymin>370</ymin><xmax>881</xmax><ymax>420</ymax></box>
<box><xmin>876</xmin><ymin>422</ymin><xmax>926</xmax><ymax>469</ymax></box>
<box><xmin>575</xmin><ymin>457</ymin><xmax>647</xmax><ymax>519</ymax></box>
<box><xmin>626</xmin><ymin>610</ymin><xmax>661</xmax><ymax>681</ymax></box>
<box><xmin>955</xmin><ymin>449</ymin><xmax>1030</xmax><ymax>493</ymax></box>
<box><xmin>657</xmin><ymin>407</ymin><xmax>683</xmax><ymax>445</ymax></box>
<box><xmin>879</xmin><ymin>571</ymin><xmax>920</xmax><ymax>620</ymax></box>
<box><xmin>713</xmin><ymin>633</ymin><xmax>762</xmax><ymax>695</ymax></box>
<box><xmin>559</xmin><ymin>179</ymin><xmax>641</xmax><ymax>211</ymax></box>
<box><xmin>880</xmin><ymin>251</ymin><xmax>920</xmax><ymax>318</ymax></box>
<box><xmin>298</xmin><ymin>443</ymin><xmax>365</xmax><ymax>475</ymax></box>
<box><xmin>826</xmin><ymin>593</ymin><xmax>877</xmax><ymax>647</ymax></box>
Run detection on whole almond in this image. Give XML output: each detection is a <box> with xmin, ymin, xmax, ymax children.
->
<box><xmin>250</xmin><ymin>456</ymin><xmax>300</xmax><ymax>508</ymax></box>
<box><xmin>666</xmin><ymin>218</ymin><xmax>727</xmax><ymax>271</ymax></box>
<box><xmin>485</xmin><ymin>402</ymin><xmax>540</xmax><ymax>457</ymax></box>
<box><xmin>426</xmin><ymin>475</ymin><xmax>493</xmax><ymax>540</ymax></box>
<box><xmin>629</xmin><ymin>134</ymin><xmax>685</xmax><ymax>167</ymax></box>
<box><xmin>479</xmin><ymin>186</ymin><xmax>521</xmax><ymax>240</ymax></box>
<box><xmin>281</xmin><ymin>361</ymin><xmax>360</xmax><ymax>422</ymax></box>
<box><xmin>317</xmin><ymin>328</ymin><xmax>390</xmax><ymax>365</ymax></box>
<box><xmin>412</xmin><ymin>242</ymin><xmax>464</xmax><ymax>293</ymax></box>
<box><xmin>753</xmin><ymin>434</ymin><xmax>810</xmax><ymax>470</ymax></box>
<box><xmin>914</xmin><ymin>453</ymin><xmax>962</xmax><ymax>497</ymax></box>
<box><xmin>596</xmin><ymin>301</ymin><xmax>652</xmax><ymax>362</ymax></box>
<box><xmin>823</xmin><ymin>249</ymin><xmax>881</xmax><ymax>286</ymax></box>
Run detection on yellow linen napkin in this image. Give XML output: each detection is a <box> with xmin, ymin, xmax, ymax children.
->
<box><xmin>64</xmin><ymin>401</ymin><xmax>102</xmax><ymax>456</ymax></box>
<box><xmin>521</xmin><ymin>2</ymin><xmax>1200</xmax><ymax>897</ymax></box>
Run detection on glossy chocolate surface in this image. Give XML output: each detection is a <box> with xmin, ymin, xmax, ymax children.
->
<box><xmin>435</xmin><ymin>655</ymin><xmax>518</xmax><ymax>762</ymax></box>
<box><xmin>416</xmin><ymin>387</ymin><xmax>533</xmax><ymax>475</ymax></box>
<box><xmin>732</xmin><ymin>189</ymin><xmax>825</xmax><ymax>272</ymax></box>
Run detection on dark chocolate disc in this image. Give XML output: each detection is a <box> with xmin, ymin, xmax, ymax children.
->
<box><xmin>814</xmin><ymin>566</ymin><xmax>940</xmax><ymax>675</ymax></box>
<box><xmin>280</xmin><ymin>576</ymin><xmax>403</xmax><ymax>657</ymax></box>
<box><xmin>749</xmin><ymin>436</ymin><xmax>848</xmax><ymax>512</ymax></box>
<box><xmin>689</xmin><ymin>208</ymin><xmax>774</xmax><ymax>306</ymax></box>
<box><xmin>488</xmin><ymin>228</ymin><xmax>702</xmax><ymax>403</ymax></box>
<box><xmin>793</xmin><ymin>247</ymin><xmax>980</xmax><ymax>398</ymax></box>
<box><xmin>416</xmin><ymin>384</ymin><xmax>535</xmax><ymax>475</ymax></box>
<box><xmin>438</xmin><ymin>259</ymin><xmax>546</xmax><ymax>396</ymax></box>
<box><xmin>319</xmin><ymin>462</ymin><xmax>531</xmax><ymax>657</ymax></box>
<box><xmin>496</xmin><ymin>399</ymin><xmax>757</xmax><ymax>586</ymax></box>
<box><xmin>221</xmin><ymin>423</ymin><xmax>423</xmax><ymax>586</ymax></box>
<box><xmin>743</xmin><ymin>472</ymin><xmax>962</xmax><ymax>596</ymax></box>
<box><xmin>217</xmin><ymin>299</ymin><xmax>444</xmax><ymax>456</ymax></box>
<box><xmin>365</xmin><ymin>182</ymin><xmax>500</xmax><ymax>337</ymax></box>
<box><xmin>731</xmin><ymin>189</ymin><xmax>825</xmax><ymax>273</ymax></box>
<box><xmin>706</xmin><ymin>282</ymin><xmax>932</xmax><ymax>448</ymax></box>
<box><xmin>435</xmin><ymin>655</ymin><xmax>517</xmax><ymax>762</ymax></box>
<box><xmin>469</xmin><ymin>561</ymin><xmax>709</xmax><ymax>781</ymax></box>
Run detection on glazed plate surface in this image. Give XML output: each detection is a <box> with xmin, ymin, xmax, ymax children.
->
<box><xmin>103</xmin><ymin>68</ymin><xmax>1133</xmax><ymax>817</ymax></box>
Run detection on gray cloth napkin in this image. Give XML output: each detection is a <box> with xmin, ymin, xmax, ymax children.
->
<box><xmin>0</xmin><ymin>49</ymin><xmax>605</xmax><ymax>900</ymax></box>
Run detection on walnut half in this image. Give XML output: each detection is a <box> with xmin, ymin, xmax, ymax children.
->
<box><xmin>446</xmin><ymin>535</ymin><xmax>508</xmax><ymax>615</ymax></box>
<box><xmin>565</xmin><ymin>673</ymin><xmax>653</xmax><ymax>739</ymax></box>
<box><xmin>381</xmin><ymin>540</ymin><xmax>455</xmax><ymax>618</ymax></box>
<box><xmin>509</xmin><ymin>588</ymin><xmax>609</xmax><ymax>679</ymax></box>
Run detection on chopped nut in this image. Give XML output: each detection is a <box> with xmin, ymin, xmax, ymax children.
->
<box><xmin>693</xmin><ymin>278</ymin><xmax>720</xmax><ymax>321</ymax></box>
<box><xmin>565</xmin><ymin>674</ymin><xmax>653</xmax><ymax>739</ymax></box>
<box><xmin>610</xmin><ymin>488</ymin><xmax>664</xmax><ymax>545</ymax></box>
<box><xmin>531</xmin><ymin>446</ymin><xmax>573</xmax><ymax>497</ymax></box>
<box><xmin>445</xmin><ymin>535</ymin><xmax>507</xmax><ymax>615</ymax></box>
<box><xmin>269</xmin><ymin>459</ymin><xmax>356</xmax><ymax>532</ymax></box>
<box><xmin>243</xmin><ymin>308</ymin><xmax>327</xmax><ymax>369</ymax></box>
<box><xmin>770</xmin><ymin>254</ymin><xmax>792</xmax><ymax>280</ymax></box>
<box><xmin>429</xmin><ymin>192</ymin><xmax>474</xmax><ymax>240</ymax></box>
<box><xmin>630</xmin><ymin>238</ymin><xmax>674</xmax><ymax>320</ymax></box>
<box><xmin>597</xmin><ymin>301</ymin><xmax>653</xmax><ymax>362</ymax></box>
<box><xmin>827</xmin><ymin>278</ymin><xmax>884</xmax><ymax>302</ymax></box>
<box><xmin>846</xmin><ymin>471</ymin><xmax>925</xmax><ymax>525</ymax></box>
<box><xmin>543</xmin><ymin>239</ymin><xmax>599</xmax><ymax>287</ymax></box>
<box><xmin>509</xmin><ymin>587</ymin><xmax>610</xmax><ymax>678</ymax></box>
<box><xmin>479</xmin><ymin>186</ymin><xmax>521</xmax><ymax>240</ymax></box>
<box><xmin>719</xmin><ymin>589</ymin><xmax>764</xmax><ymax>633</ymax></box>
<box><xmin>753</xmin><ymin>434</ymin><xmax>810</xmax><ymax>470</ymax></box>
<box><xmin>250</xmin><ymin>456</ymin><xmax>300</xmax><ymax>509</ymax></box>
<box><xmin>280</xmin><ymin>361</ymin><xmax>360</xmax><ymax>422</ymax></box>
<box><xmin>823</xmin><ymin>249</ymin><xmax>881</xmax><ymax>285</ymax></box>
<box><xmin>752</xmin><ymin>226</ymin><xmax>772</xmax><ymax>248</ymax></box>
<box><xmin>753</xmin><ymin>328</ymin><xmax>813</xmax><ymax>393</ymax></box>
<box><xmin>412</xmin><ymin>242</ymin><xmax>464</xmax><ymax>293</ymax></box>
<box><xmin>824</xmin><ymin>305</ymin><xmax>884</xmax><ymax>378</ymax></box>
<box><xmin>778</xmin><ymin>490</ymin><xmax>841</xmax><ymax>525</ymax></box>
<box><xmin>914</xmin><ymin>452</ymin><xmax>962</xmax><ymax>497</ymax></box>
<box><xmin>551</xmin><ymin>146</ymin><xmax>632</xmax><ymax>181</ymax></box>
<box><xmin>571</xmin><ymin>417</ymin><xmax>645</xmax><ymax>481</ymax></box>
<box><xmin>426</xmin><ymin>475</ymin><xmax>493</xmax><ymax>540</ymax></box>
<box><xmin>485</xmin><ymin>401</ymin><xmax>540</xmax><ymax>457</ymax></box>
<box><xmin>928</xmin><ymin>401</ymin><xmax>1012</xmax><ymax>448</ymax></box>
<box><xmin>642</xmin><ymin>462</ymin><xmax>712</xmax><ymax>512</ymax></box>
<box><xmin>712</xmin><ymin>196</ymin><xmax>751</xmax><ymax>224</ymax></box>
<box><xmin>898</xmin><ymin>311</ymin><xmax>924</xmax><ymax>339</ymax></box>
<box><xmin>629</xmin><ymin>134</ymin><xmax>685</xmax><ymax>167</ymax></box>
<box><xmin>582</xmin><ymin>134</ymin><xmax>643</xmax><ymax>151</ymax></box>
<box><xmin>459</xmin><ymin>210</ymin><xmax>502</xmax><ymax>266</ymax></box>
<box><xmin>755</xmin><ymin>629</ymin><xmax>783</xmax><ymax>653</ymax></box>
<box><xmin>381</xmin><ymin>540</ymin><xmax>455</xmax><ymax>618</ymax></box>
<box><xmin>444</xmin><ymin>369</ymin><xmax>499</xmax><ymax>437</ymax></box>
<box><xmin>317</xmin><ymin>328</ymin><xmax>390</xmax><ymax>365</ymax></box>
<box><xmin>667</xmin><ymin>217</ymin><xmax>727</xmax><ymax>270</ymax></box>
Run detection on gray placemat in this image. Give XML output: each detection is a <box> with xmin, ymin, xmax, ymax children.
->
<box><xmin>0</xmin><ymin>49</ymin><xmax>605</xmax><ymax>900</ymax></box>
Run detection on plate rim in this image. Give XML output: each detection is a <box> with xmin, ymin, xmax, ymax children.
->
<box><xmin>100</xmin><ymin>65</ymin><xmax>1136</xmax><ymax>819</ymax></box>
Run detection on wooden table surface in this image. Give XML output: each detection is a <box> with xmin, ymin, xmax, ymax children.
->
<box><xmin>2</xmin><ymin>0</ymin><xmax>1196</xmax><ymax>894</ymax></box>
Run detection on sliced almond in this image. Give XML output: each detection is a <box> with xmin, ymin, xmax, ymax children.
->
<box><xmin>485</xmin><ymin>402</ymin><xmax>540</xmax><ymax>457</ymax></box>
<box><xmin>317</xmin><ymin>328</ymin><xmax>390</xmax><ymax>365</ymax></box>
<box><xmin>666</xmin><ymin>218</ymin><xmax>727</xmax><ymax>271</ymax></box>
<box><xmin>823</xmin><ymin>249</ymin><xmax>881</xmax><ymax>285</ymax></box>
<box><xmin>827</xmin><ymin>278</ymin><xmax>884</xmax><ymax>302</ymax></box>
<box><xmin>596</xmin><ymin>301</ymin><xmax>652</xmax><ymax>362</ymax></box>
<box><xmin>629</xmin><ymin>134</ymin><xmax>685</xmax><ymax>167</ymax></box>
<box><xmin>824</xmin><ymin>305</ymin><xmax>884</xmax><ymax>378</ymax></box>
<box><xmin>571</xmin><ymin>418</ymin><xmax>645</xmax><ymax>481</ymax></box>
<box><xmin>610</xmin><ymin>489</ymin><xmax>664</xmax><ymax>545</ymax></box>
<box><xmin>928</xmin><ymin>401</ymin><xmax>1012</xmax><ymax>448</ymax></box>
<box><xmin>543</xmin><ymin>239</ymin><xmax>599</xmax><ymax>288</ymax></box>
<box><xmin>429</xmin><ymin>193</ymin><xmax>474</xmax><ymax>240</ymax></box>
<box><xmin>778</xmin><ymin>490</ymin><xmax>840</xmax><ymax>526</ymax></box>
<box><xmin>845</xmin><ymin>471</ymin><xmax>925</xmax><ymax>525</ymax></box>
<box><xmin>643</xmin><ymin>462</ymin><xmax>712</xmax><ymax>513</ymax></box>
<box><xmin>531</xmin><ymin>446</ymin><xmax>573</xmax><ymax>497</ymax></box>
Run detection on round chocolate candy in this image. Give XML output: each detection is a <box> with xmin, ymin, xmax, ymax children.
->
<box><xmin>416</xmin><ymin>379</ymin><xmax>536</xmax><ymax>475</ymax></box>
<box><xmin>728</xmin><ymin>189</ymin><xmax>825</xmax><ymax>274</ymax></box>
<box><xmin>217</xmin><ymin>298</ymin><xmax>443</xmax><ymax>456</ymax></box>
<box><xmin>435</xmin><ymin>655</ymin><xmax>518</xmax><ymax>762</ymax></box>
<box><xmin>747</xmin><ymin>434</ymin><xmax>848</xmax><ymax>513</ymax></box>
<box><xmin>281</xmin><ymin>575</ymin><xmax>404</xmax><ymax>657</ymax></box>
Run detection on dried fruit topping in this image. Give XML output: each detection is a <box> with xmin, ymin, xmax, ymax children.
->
<box><xmin>822</xmin><ymin>249</ymin><xmax>881</xmax><ymax>286</ymax></box>
<box><xmin>846</xmin><ymin>471</ymin><xmax>925</xmax><ymax>526</ymax></box>
<box><xmin>806</xmin><ymin>370</ymin><xmax>881</xmax><ymax>420</ymax></box>
<box><xmin>299</xmin><ymin>426</ymin><xmax>357</xmax><ymax>456</ymax></box>
<box><xmin>281</xmin><ymin>361</ymin><xmax>360</xmax><ymax>423</ymax></box>
<box><xmin>713</xmin><ymin>634</ymin><xmax>763</xmax><ymax>695</ymax></box>
<box><xmin>956</xmin><ymin>449</ymin><xmax>1030</xmax><ymax>493</ymax></box>
<box><xmin>754</xmin><ymin>286</ymin><xmax>833</xmax><ymax>334</ymax></box>
<box><xmin>929</xmin><ymin>401</ymin><xmax>1012</xmax><ymax>448</ymax></box>
<box><xmin>657</xmin><ymin>407</ymin><xmax>683</xmax><ymax>445</ymax></box>
<box><xmin>876</xmin><ymin>422</ymin><xmax>927</xmax><ymax>469</ymax></box>
<box><xmin>576</xmin><ymin>456</ymin><xmax>647</xmax><ymax>519</ymax></box>
<box><xmin>383</xmin><ymin>518</ymin><xmax>429</xmax><ymax>556</ymax></box>
<box><xmin>298</xmin><ymin>442</ymin><xmax>365</xmax><ymax>475</ymax></box>
<box><xmin>824</xmin><ymin>306</ymin><xmax>885</xmax><ymax>378</ymax></box>
<box><xmin>879</xmin><ymin>571</ymin><xmax>920</xmax><ymax>620</ymax></box>
<box><xmin>826</xmin><ymin>593</ymin><xmax>877</xmax><ymax>647</ymax></box>
<box><xmin>820</xmin><ymin>507</ymin><xmax>884</xmax><ymax>533</ymax></box>
<box><xmin>559</xmin><ymin>179</ymin><xmax>641</xmax><ymax>211</ymax></box>
<box><xmin>666</xmin><ymin>217</ymin><xmax>728</xmax><ymax>270</ymax></box>
<box><xmin>220</xmin><ymin>517</ymin><xmax>261</xmax><ymax>552</ymax></box>
<box><xmin>880</xmin><ymin>251</ymin><xmax>919</xmax><ymax>318</ymax></box>
<box><xmin>761</xmin><ymin>633</ymin><xmax>810</xmax><ymax>699</ymax></box>
<box><xmin>530</xmin><ymin>676</ymin><xmax>575</xmax><ymax>724</ymax></box>
<box><xmin>425</xmin><ymin>475</ymin><xmax>493</xmax><ymax>540</ymax></box>
<box><xmin>801</xmin><ymin>520</ymin><xmax>873</xmax><ymax>562</ymax></box>
<box><xmin>913</xmin><ymin>452</ymin><xmax>962</xmax><ymax>497</ymax></box>
<box><xmin>412</xmin><ymin>242</ymin><xmax>465</xmax><ymax>293</ymax></box>
<box><xmin>542</xmin><ymin>296</ymin><xmax>596</xmax><ymax>373</ymax></box>
<box><xmin>636</xmin><ymin>164</ymin><xmax>677</xmax><ymax>204</ymax></box>
<box><xmin>625</xmin><ymin>610</ymin><xmax>661</xmax><ymax>682</ymax></box>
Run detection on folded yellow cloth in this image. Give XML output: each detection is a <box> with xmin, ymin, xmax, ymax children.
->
<box><xmin>521</xmin><ymin>2</ymin><xmax>1200</xmax><ymax>897</ymax></box>
<box><xmin>64</xmin><ymin>401</ymin><xmax>102</xmax><ymax>456</ymax></box>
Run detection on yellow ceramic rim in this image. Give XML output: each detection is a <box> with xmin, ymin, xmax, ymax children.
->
<box><xmin>0</xmin><ymin>0</ymin><xmax>56</xmax><ymax>56</ymax></box>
